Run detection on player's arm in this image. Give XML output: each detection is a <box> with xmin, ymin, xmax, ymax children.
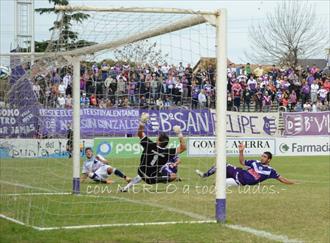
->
<box><xmin>174</xmin><ymin>157</ymin><xmax>181</xmax><ymax>167</ymax></box>
<box><xmin>173</xmin><ymin>126</ymin><xmax>186</xmax><ymax>154</ymax></box>
<box><xmin>80</xmin><ymin>173</ymin><xmax>88</xmax><ymax>182</ymax></box>
<box><xmin>96</xmin><ymin>154</ymin><xmax>108</xmax><ymax>164</ymax></box>
<box><xmin>277</xmin><ymin>176</ymin><xmax>295</xmax><ymax>185</ymax></box>
<box><xmin>138</xmin><ymin>112</ymin><xmax>149</xmax><ymax>139</ymax></box>
<box><xmin>238</xmin><ymin>143</ymin><xmax>245</xmax><ymax>166</ymax></box>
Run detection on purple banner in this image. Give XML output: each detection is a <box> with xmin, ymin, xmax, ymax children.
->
<box><xmin>0</xmin><ymin>108</ymin><xmax>38</xmax><ymax>137</ymax></box>
<box><xmin>38</xmin><ymin>108</ymin><xmax>140</xmax><ymax>137</ymax></box>
<box><xmin>284</xmin><ymin>112</ymin><xmax>330</xmax><ymax>136</ymax></box>
<box><xmin>142</xmin><ymin>109</ymin><xmax>214</xmax><ymax>136</ymax></box>
<box><xmin>36</xmin><ymin>108</ymin><xmax>214</xmax><ymax>137</ymax></box>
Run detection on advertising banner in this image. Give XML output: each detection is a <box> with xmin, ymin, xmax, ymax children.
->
<box><xmin>0</xmin><ymin>139</ymin><xmax>93</xmax><ymax>158</ymax></box>
<box><xmin>276</xmin><ymin>136</ymin><xmax>330</xmax><ymax>156</ymax></box>
<box><xmin>94</xmin><ymin>137</ymin><xmax>187</xmax><ymax>158</ymax></box>
<box><xmin>210</xmin><ymin>110</ymin><xmax>280</xmax><ymax>136</ymax></box>
<box><xmin>283</xmin><ymin>112</ymin><xmax>330</xmax><ymax>136</ymax></box>
<box><xmin>188</xmin><ymin>137</ymin><xmax>276</xmax><ymax>157</ymax></box>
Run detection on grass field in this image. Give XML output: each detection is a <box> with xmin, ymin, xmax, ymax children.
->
<box><xmin>0</xmin><ymin>155</ymin><xmax>329</xmax><ymax>242</ymax></box>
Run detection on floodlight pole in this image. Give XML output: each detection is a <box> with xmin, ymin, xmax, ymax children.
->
<box><xmin>71</xmin><ymin>56</ymin><xmax>81</xmax><ymax>194</ymax></box>
<box><xmin>215</xmin><ymin>9</ymin><xmax>227</xmax><ymax>223</ymax></box>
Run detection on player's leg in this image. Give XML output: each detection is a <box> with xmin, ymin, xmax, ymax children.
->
<box><xmin>120</xmin><ymin>174</ymin><xmax>142</xmax><ymax>192</ymax></box>
<box><xmin>195</xmin><ymin>165</ymin><xmax>216</xmax><ymax>178</ymax></box>
<box><xmin>88</xmin><ymin>165</ymin><xmax>112</xmax><ymax>184</ymax></box>
<box><xmin>108</xmin><ymin>167</ymin><xmax>131</xmax><ymax>183</ymax></box>
<box><xmin>160</xmin><ymin>163</ymin><xmax>179</xmax><ymax>182</ymax></box>
<box><xmin>226</xmin><ymin>178</ymin><xmax>239</xmax><ymax>187</ymax></box>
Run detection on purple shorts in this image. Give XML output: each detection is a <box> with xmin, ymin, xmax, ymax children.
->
<box><xmin>226</xmin><ymin>164</ymin><xmax>243</xmax><ymax>185</ymax></box>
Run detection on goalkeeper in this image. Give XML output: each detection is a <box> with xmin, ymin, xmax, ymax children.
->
<box><xmin>121</xmin><ymin>113</ymin><xmax>186</xmax><ymax>191</ymax></box>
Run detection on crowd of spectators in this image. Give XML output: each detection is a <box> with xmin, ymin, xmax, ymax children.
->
<box><xmin>29</xmin><ymin>59</ymin><xmax>330</xmax><ymax>112</ymax></box>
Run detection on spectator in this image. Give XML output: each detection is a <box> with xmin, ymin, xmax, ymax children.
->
<box><xmin>65</xmin><ymin>94</ymin><xmax>72</xmax><ymax>108</ymax></box>
<box><xmin>58</xmin><ymin>81</ymin><xmax>66</xmax><ymax>96</ymax></box>
<box><xmin>262</xmin><ymin>91</ymin><xmax>272</xmax><ymax>112</ymax></box>
<box><xmin>63</xmin><ymin>72</ymin><xmax>72</xmax><ymax>90</ymax></box>
<box><xmin>151</xmin><ymin>74</ymin><xmax>159</xmax><ymax>101</ymax></box>
<box><xmin>198</xmin><ymin>89</ymin><xmax>207</xmax><ymax>109</ymax></box>
<box><xmin>303</xmin><ymin>101</ymin><xmax>312</xmax><ymax>112</ymax></box>
<box><xmin>90</xmin><ymin>94</ymin><xmax>97</xmax><ymax>106</ymax></box>
<box><xmin>318</xmin><ymin>85</ymin><xmax>328</xmax><ymax>105</ymax></box>
<box><xmin>101</xmin><ymin>61</ymin><xmax>110</xmax><ymax>81</ymax></box>
<box><xmin>242</xmin><ymin>88</ymin><xmax>251</xmax><ymax>112</ymax></box>
<box><xmin>33</xmin><ymin>81</ymin><xmax>41</xmax><ymax>99</ymax></box>
<box><xmin>243</xmin><ymin>63</ymin><xmax>250</xmax><ymax>76</ymax></box>
<box><xmin>247</xmin><ymin>75</ymin><xmax>257</xmax><ymax>95</ymax></box>
<box><xmin>57</xmin><ymin>94</ymin><xmax>66</xmax><ymax>108</ymax></box>
<box><xmin>300</xmin><ymin>80</ymin><xmax>310</xmax><ymax>105</ymax></box>
<box><xmin>156</xmin><ymin>97</ymin><xmax>164</xmax><ymax>110</ymax></box>
<box><xmin>253</xmin><ymin>64</ymin><xmax>264</xmax><ymax>78</ymax></box>
<box><xmin>173</xmin><ymin>79</ymin><xmax>183</xmax><ymax>105</ymax></box>
<box><xmin>310</xmin><ymin>79</ymin><xmax>320</xmax><ymax>104</ymax></box>
<box><xmin>289</xmin><ymin>90</ymin><xmax>297</xmax><ymax>111</ymax></box>
<box><xmin>80</xmin><ymin>93</ymin><xmax>90</xmax><ymax>107</ymax></box>
<box><xmin>254</xmin><ymin>91</ymin><xmax>263</xmax><ymax>112</ymax></box>
<box><xmin>231</xmin><ymin>80</ymin><xmax>242</xmax><ymax>111</ymax></box>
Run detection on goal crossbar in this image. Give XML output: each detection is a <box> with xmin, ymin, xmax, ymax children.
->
<box><xmin>0</xmin><ymin>15</ymin><xmax>208</xmax><ymax>59</ymax></box>
<box><xmin>54</xmin><ymin>5</ymin><xmax>217</xmax><ymax>16</ymax></box>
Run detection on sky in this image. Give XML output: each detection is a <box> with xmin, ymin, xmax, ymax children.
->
<box><xmin>0</xmin><ymin>0</ymin><xmax>329</xmax><ymax>65</ymax></box>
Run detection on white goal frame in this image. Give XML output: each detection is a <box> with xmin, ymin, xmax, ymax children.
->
<box><xmin>1</xmin><ymin>5</ymin><xmax>227</xmax><ymax>223</ymax></box>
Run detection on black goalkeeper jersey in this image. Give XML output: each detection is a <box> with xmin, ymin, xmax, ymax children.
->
<box><xmin>138</xmin><ymin>136</ymin><xmax>176</xmax><ymax>183</ymax></box>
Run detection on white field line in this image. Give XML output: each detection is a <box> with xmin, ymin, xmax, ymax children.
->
<box><xmin>0</xmin><ymin>181</ymin><xmax>303</xmax><ymax>242</ymax></box>
<box><xmin>226</xmin><ymin>224</ymin><xmax>303</xmax><ymax>243</ymax></box>
<box><xmin>0</xmin><ymin>180</ymin><xmax>55</xmax><ymax>192</ymax></box>
<box><xmin>1</xmin><ymin>192</ymin><xmax>71</xmax><ymax>196</ymax></box>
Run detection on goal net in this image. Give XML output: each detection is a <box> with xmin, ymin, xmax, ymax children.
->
<box><xmin>0</xmin><ymin>6</ymin><xmax>227</xmax><ymax>230</ymax></box>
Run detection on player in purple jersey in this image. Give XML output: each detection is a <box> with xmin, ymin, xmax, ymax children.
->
<box><xmin>159</xmin><ymin>155</ymin><xmax>181</xmax><ymax>182</ymax></box>
<box><xmin>195</xmin><ymin>143</ymin><xmax>295</xmax><ymax>186</ymax></box>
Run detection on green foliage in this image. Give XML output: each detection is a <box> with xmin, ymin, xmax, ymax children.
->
<box><xmin>114</xmin><ymin>39</ymin><xmax>168</xmax><ymax>66</ymax></box>
<box><xmin>34</xmin><ymin>0</ymin><xmax>91</xmax><ymax>52</ymax></box>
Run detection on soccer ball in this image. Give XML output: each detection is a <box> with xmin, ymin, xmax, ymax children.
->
<box><xmin>0</xmin><ymin>66</ymin><xmax>11</xmax><ymax>80</ymax></box>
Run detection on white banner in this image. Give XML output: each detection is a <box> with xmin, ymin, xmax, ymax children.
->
<box><xmin>188</xmin><ymin>137</ymin><xmax>276</xmax><ymax>157</ymax></box>
<box><xmin>276</xmin><ymin>137</ymin><xmax>330</xmax><ymax>156</ymax></box>
<box><xmin>0</xmin><ymin>139</ymin><xmax>94</xmax><ymax>158</ymax></box>
<box><xmin>210</xmin><ymin>110</ymin><xmax>280</xmax><ymax>137</ymax></box>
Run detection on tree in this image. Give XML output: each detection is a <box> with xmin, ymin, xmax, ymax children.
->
<box><xmin>114</xmin><ymin>40</ymin><xmax>168</xmax><ymax>67</ymax></box>
<box><xmin>35</xmin><ymin>0</ymin><xmax>94</xmax><ymax>52</ymax></box>
<box><xmin>248</xmin><ymin>0</ymin><xmax>328</xmax><ymax>68</ymax></box>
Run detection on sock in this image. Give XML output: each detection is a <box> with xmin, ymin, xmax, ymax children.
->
<box><xmin>204</xmin><ymin>166</ymin><xmax>216</xmax><ymax>177</ymax></box>
<box><xmin>113</xmin><ymin>168</ymin><xmax>125</xmax><ymax>178</ymax></box>
<box><xmin>121</xmin><ymin>175</ymin><xmax>142</xmax><ymax>191</ymax></box>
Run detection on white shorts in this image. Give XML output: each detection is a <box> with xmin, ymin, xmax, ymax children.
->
<box><xmin>93</xmin><ymin>164</ymin><xmax>112</xmax><ymax>181</ymax></box>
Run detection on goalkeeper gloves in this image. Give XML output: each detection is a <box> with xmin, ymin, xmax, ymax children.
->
<box><xmin>173</xmin><ymin>125</ymin><xmax>183</xmax><ymax>138</ymax></box>
<box><xmin>140</xmin><ymin>112</ymin><xmax>149</xmax><ymax>125</ymax></box>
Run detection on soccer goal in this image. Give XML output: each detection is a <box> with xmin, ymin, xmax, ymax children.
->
<box><xmin>0</xmin><ymin>5</ymin><xmax>227</xmax><ymax>230</ymax></box>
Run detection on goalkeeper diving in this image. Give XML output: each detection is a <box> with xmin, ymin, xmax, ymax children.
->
<box><xmin>121</xmin><ymin>112</ymin><xmax>186</xmax><ymax>192</ymax></box>
<box><xmin>81</xmin><ymin>147</ymin><xmax>131</xmax><ymax>184</ymax></box>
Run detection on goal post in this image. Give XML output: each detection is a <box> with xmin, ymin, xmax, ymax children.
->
<box><xmin>0</xmin><ymin>5</ymin><xmax>228</xmax><ymax>228</ymax></box>
<box><xmin>53</xmin><ymin>5</ymin><xmax>228</xmax><ymax>222</ymax></box>
<box><xmin>215</xmin><ymin>9</ymin><xmax>227</xmax><ymax>223</ymax></box>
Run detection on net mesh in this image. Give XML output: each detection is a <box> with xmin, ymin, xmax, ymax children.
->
<box><xmin>0</xmin><ymin>9</ymin><xmax>219</xmax><ymax>228</ymax></box>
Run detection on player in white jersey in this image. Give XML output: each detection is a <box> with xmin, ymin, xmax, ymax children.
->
<box><xmin>81</xmin><ymin>147</ymin><xmax>131</xmax><ymax>184</ymax></box>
